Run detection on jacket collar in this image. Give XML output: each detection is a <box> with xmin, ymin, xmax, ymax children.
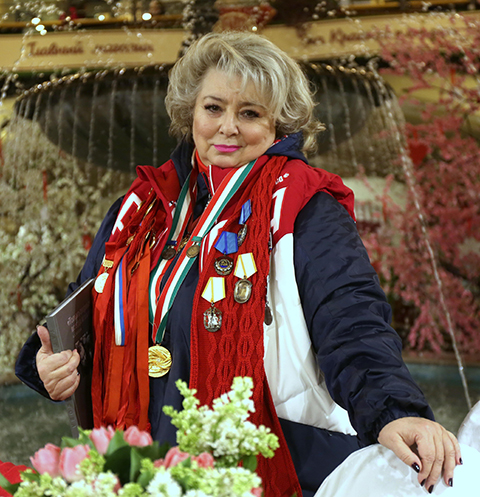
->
<box><xmin>169</xmin><ymin>133</ymin><xmax>306</xmax><ymax>196</ymax></box>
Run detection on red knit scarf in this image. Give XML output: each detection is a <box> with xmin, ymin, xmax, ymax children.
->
<box><xmin>190</xmin><ymin>156</ymin><xmax>302</xmax><ymax>497</ymax></box>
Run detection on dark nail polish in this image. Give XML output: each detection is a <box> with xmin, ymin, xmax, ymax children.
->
<box><xmin>448</xmin><ymin>478</ymin><xmax>453</xmax><ymax>487</ymax></box>
<box><xmin>420</xmin><ymin>480</ymin><xmax>426</xmax><ymax>487</ymax></box>
<box><xmin>459</xmin><ymin>458</ymin><xmax>463</xmax><ymax>465</ymax></box>
<box><xmin>411</xmin><ymin>463</ymin><xmax>420</xmax><ymax>473</ymax></box>
<box><xmin>428</xmin><ymin>485</ymin><xmax>434</xmax><ymax>494</ymax></box>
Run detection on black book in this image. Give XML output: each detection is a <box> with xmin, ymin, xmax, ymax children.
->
<box><xmin>45</xmin><ymin>278</ymin><xmax>95</xmax><ymax>437</ymax></box>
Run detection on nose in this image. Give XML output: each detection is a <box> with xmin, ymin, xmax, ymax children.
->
<box><xmin>219</xmin><ymin>111</ymin><xmax>238</xmax><ymax>136</ymax></box>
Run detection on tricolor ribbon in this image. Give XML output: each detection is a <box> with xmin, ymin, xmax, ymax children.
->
<box><xmin>148</xmin><ymin>171</ymin><xmax>197</xmax><ymax>325</ymax></box>
<box><xmin>151</xmin><ymin>160</ymin><xmax>257</xmax><ymax>344</ymax></box>
<box><xmin>114</xmin><ymin>253</ymin><xmax>129</xmax><ymax>346</ymax></box>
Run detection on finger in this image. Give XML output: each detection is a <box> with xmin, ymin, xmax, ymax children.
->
<box><xmin>418</xmin><ymin>427</ymin><xmax>443</xmax><ymax>492</ymax></box>
<box><xmin>377</xmin><ymin>430</ymin><xmax>422</xmax><ymax>475</ymax></box>
<box><xmin>442</xmin><ymin>432</ymin><xmax>460</xmax><ymax>487</ymax></box>
<box><xmin>37</xmin><ymin>325</ymin><xmax>53</xmax><ymax>355</ymax></box>
<box><xmin>49</xmin><ymin>370</ymin><xmax>81</xmax><ymax>401</ymax></box>
<box><xmin>37</xmin><ymin>349</ymin><xmax>75</xmax><ymax>380</ymax></box>
<box><xmin>449</xmin><ymin>431</ymin><xmax>462</xmax><ymax>466</ymax></box>
<box><xmin>44</xmin><ymin>351</ymin><xmax>80</xmax><ymax>382</ymax></box>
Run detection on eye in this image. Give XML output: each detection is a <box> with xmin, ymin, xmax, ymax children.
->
<box><xmin>241</xmin><ymin>109</ymin><xmax>260</xmax><ymax>119</ymax></box>
<box><xmin>204</xmin><ymin>104</ymin><xmax>221</xmax><ymax>113</ymax></box>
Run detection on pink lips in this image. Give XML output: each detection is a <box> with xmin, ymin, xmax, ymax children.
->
<box><xmin>214</xmin><ymin>144</ymin><xmax>241</xmax><ymax>153</ymax></box>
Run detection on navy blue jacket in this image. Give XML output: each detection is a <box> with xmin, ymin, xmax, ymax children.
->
<box><xmin>16</xmin><ymin>135</ymin><xmax>433</xmax><ymax>496</ymax></box>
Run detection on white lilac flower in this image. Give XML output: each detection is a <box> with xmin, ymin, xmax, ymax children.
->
<box><xmin>146</xmin><ymin>468</ymin><xmax>182</xmax><ymax>497</ymax></box>
<box><xmin>184</xmin><ymin>491</ymin><xmax>209</xmax><ymax>497</ymax></box>
<box><xmin>91</xmin><ymin>472</ymin><xmax>120</xmax><ymax>497</ymax></box>
<box><xmin>64</xmin><ymin>480</ymin><xmax>96</xmax><ymax>497</ymax></box>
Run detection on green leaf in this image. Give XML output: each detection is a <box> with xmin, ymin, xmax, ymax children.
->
<box><xmin>241</xmin><ymin>454</ymin><xmax>257</xmax><ymax>472</ymax></box>
<box><xmin>61</xmin><ymin>436</ymin><xmax>80</xmax><ymax>448</ymax></box>
<box><xmin>19</xmin><ymin>471</ymin><xmax>39</xmax><ymax>483</ymax></box>
<box><xmin>129</xmin><ymin>448</ymin><xmax>143</xmax><ymax>483</ymax></box>
<box><xmin>135</xmin><ymin>441</ymin><xmax>168</xmax><ymax>462</ymax></box>
<box><xmin>105</xmin><ymin>430</ymin><xmax>129</xmax><ymax>457</ymax></box>
<box><xmin>104</xmin><ymin>446</ymin><xmax>132</xmax><ymax>485</ymax></box>
<box><xmin>136</xmin><ymin>468</ymin><xmax>156</xmax><ymax>489</ymax></box>
<box><xmin>0</xmin><ymin>473</ymin><xmax>20</xmax><ymax>496</ymax></box>
<box><xmin>61</xmin><ymin>432</ymin><xmax>95</xmax><ymax>450</ymax></box>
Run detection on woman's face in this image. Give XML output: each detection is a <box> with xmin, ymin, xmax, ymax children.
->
<box><xmin>192</xmin><ymin>69</ymin><xmax>276</xmax><ymax>169</ymax></box>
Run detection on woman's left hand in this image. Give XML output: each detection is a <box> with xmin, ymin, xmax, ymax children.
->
<box><xmin>378</xmin><ymin>417</ymin><xmax>462</xmax><ymax>493</ymax></box>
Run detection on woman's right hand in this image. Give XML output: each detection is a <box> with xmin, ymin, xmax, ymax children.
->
<box><xmin>36</xmin><ymin>325</ymin><xmax>81</xmax><ymax>401</ymax></box>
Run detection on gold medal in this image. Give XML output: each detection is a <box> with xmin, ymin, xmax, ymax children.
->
<box><xmin>148</xmin><ymin>345</ymin><xmax>172</xmax><ymax>378</ymax></box>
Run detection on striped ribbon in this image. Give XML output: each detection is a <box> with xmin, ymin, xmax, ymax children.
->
<box><xmin>151</xmin><ymin>160</ymin><xmax>257</xmax><ymax>344</ymax></box>
<box><xmin>148</xmin><ymin>171</ymin><xmax>197</xmax><ymax>325</ymax></box>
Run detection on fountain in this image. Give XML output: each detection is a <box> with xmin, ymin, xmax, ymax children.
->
<box><xmin>0</xmin><ymin>0</ymin><xmax>479</xmax><ymax>467</ymax></box>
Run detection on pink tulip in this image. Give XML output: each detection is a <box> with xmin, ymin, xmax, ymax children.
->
<box><xmin>30</xmin><ymin>443</ymin><xmax>61</xmax><ymax>477</ymax></box>
<box><xmin>251</xmin><ymin>488</ymin><xmax>263</xmax><ymax>497</ymax></box>
<box><xmin>163</xmin><ymin>447</ymin><xmax>190</xmax><ymax>468</ymax></box>
<box><xmin>89</xmin><ymin>426</ymin><xmax>115</xmax><ymax>455</ymax></box>
<box><xmin>192</xmin><ymin>452</ymin><xmax>214</xmax><ymax>468</ymax></box>
<box><xmin>59</xmin><ymin>445</ymin><xmax>90</xmax><ymax>482</ymax></box>
<box><xmin>123</xmin><ymin>426</ymin><xmax>153</xmax><ymax>447</ymax></box>
<box><xmin>153</xmin><ymin>458</ymin><xmax>165</xmax><ymax>468</ymax></box>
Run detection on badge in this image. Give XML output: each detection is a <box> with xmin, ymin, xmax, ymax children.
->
<box><xmin>204</xmin><ymin>305</ymin><xmax>223</xmax><ymax>332</ymax></box>
<box><xmin>214</xmin><ymin>256</ymin><xmax>234</xmax><ymax>276</ymax></box>
<box><xmin>161</xmin><ymin>245</ymin><xmax>176</xmax><ymax>260</ymax></box>
<box><xmin>186</xmin><ymin>243</ymin><xmax>200</xmax><ymax>258</ymax></box>
<box><xmin>264</xmin><ymin>302</ymin><xmax>273</xmax><ymax>325</ymax></box>
<box><xmin>214</xmin><ymin>231</ymin><xmax>238</xmax><ymax>255</ymax></box>
<box><xmin>237</xmin><ymin>224</ymin><xmax>247</xmax><ymax>246</ymax></box>
<box><xmin>233</xmin><ymin>253</ymin><xmax>257</xmax><ymax>304</ymax></box>
<box><xmin>239</xmin><ymin>200</ymin><xmax>252</xmax><ymax>224</ymax></box>
<box><xmin>237</xmin><ymin>200</ymin><xmax>251</xmax><ymax>246</ymax></box>
<box><xmin>201</xmin><ymin>277</ymin><xmax>226</xmax><ymax>332</ymax></box>
<box><xmin>94</xmin><ymin>257</ymin><xmax>114</xmax><ymax>294</ymax></box>
<box><xmin>234</xmin><ymin>278</ymin><xmax>253</xmax><ymax>304</ymax></box>
<box><xmin>94</xmin><ymin>272</ymin><xmax>109</xmax><ymax>294</ymax></box>
<box><xmin>148</xmin><ymin>345</ymin><xmax>172</xmax><ymax>378</ymax></box>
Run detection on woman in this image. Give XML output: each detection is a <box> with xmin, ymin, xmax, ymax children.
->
<box><xmin>16</xmin><ymin>32</ymin><xmax>462</xmax><ymax>496</ymax></box>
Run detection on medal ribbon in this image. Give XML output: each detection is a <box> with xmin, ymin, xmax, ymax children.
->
<box><xmin>152</xmin><ymin>160</ymin><xmax>257</xmax><ymax>344</ymax></box>
<box><xmin>148</xmin><ymin>171</ymin><xmax>197</xmax><ymax>324</ymax></box>
<box><xmin>114</xmin><ymin>254</ymin><xmax>128</xmax><ymax>346</ymax></box>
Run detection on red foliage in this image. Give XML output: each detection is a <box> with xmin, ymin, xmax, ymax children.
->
<box><xmin>362</xmin><ymin>15</ymin><xmax>480</xmax><ymax>355</ymax></box>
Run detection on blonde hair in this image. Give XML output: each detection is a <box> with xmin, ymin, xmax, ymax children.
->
<box><xmin>165</xmin><ymin>32</ymin><xmax>323</xmax><ymax>156</ymax></box>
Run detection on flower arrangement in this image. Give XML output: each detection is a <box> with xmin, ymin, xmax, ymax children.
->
<box><xmin>0</xmin><ymin>377</ymin><xmax>278</xmax><ymax>497</ymax></box>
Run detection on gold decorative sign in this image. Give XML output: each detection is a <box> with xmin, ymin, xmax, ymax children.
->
<box><xmin>1</xmin><ymin>13</ymin><xmax>479</xmax><ymax>72</ymax></box>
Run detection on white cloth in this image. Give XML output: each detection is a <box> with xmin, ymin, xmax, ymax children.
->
<box><xmin>458</xmin><ymin>401</ymin><xmax>480</xmax><ymax>452</ymax></box>
<box><xmin>314</xmin><ymin>443</ymin><xmax>480</xmax><ymax>497</ymax></box>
